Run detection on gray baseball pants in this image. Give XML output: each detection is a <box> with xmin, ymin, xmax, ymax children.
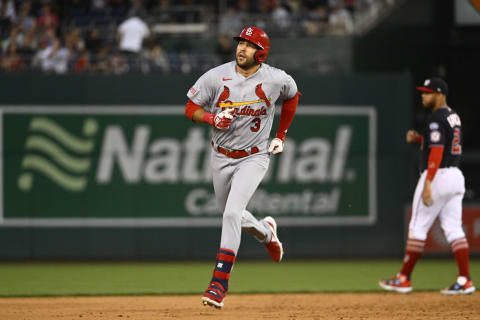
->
<box><xmin>211</xmin><ymin>150</ymin><xmax>271</xmax><ymax>254</ymax></box>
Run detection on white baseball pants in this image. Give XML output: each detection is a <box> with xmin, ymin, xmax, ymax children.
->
<box><xmin>409</xmin><ymin>167</ymin><xmax>466</xmax><ymax>243</ymax></box>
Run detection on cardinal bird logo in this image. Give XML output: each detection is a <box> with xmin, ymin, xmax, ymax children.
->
<box><xmin>216</xmin><ymin>84</ymin><xmax>272</xmax><ymax>109</ymax></box>
<box><xmin>216</xmin><ymin>86</ymin><xmax>232</xmax><ymax>108</ymax></box>
<box><xmin>255</xmin><ymin>83</ymin><xmax>271</xmax><ymax>107</ymax></box>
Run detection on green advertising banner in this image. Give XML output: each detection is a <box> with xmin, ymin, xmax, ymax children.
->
<box><xmin>0</xmin><ymin>106</ymin><xmax>376</xmax><ymax>227</ymax></box>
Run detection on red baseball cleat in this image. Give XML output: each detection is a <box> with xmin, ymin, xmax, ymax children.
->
<box><xmin>379</xmin><ymin>273</ymin><xmax>412</xmax><ymax>293</ymax></box>
<box><xmin>264</xmin><ymin>216</ymin><xmax>284</xmax><ymax>262</ymax></box>
<box><xmin>202</xmin><ymin>281</ymin><xmax>226</xmax><ymax>309</ymax></box>
<box><xmin>441</xmin><ymin>276</ymin><xmax>476</xmax><ymax>295</ymax></box>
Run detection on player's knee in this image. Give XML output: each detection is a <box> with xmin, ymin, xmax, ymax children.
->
<box><xmin>408</xmin><ymin>229</ymin><xmax>428</xmax><ymax>241</ymax></box>
<box><xmin>444</xmin><ymin>228</ymin><xmax>466</xmax><ymax>243</ymax></box>
<box><xmin>223</xmin><ymin>209</ymin><xmax>241</xmax><ymax>224</ymax></box>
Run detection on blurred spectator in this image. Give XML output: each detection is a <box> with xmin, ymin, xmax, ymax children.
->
<box><xmin>149</xmin><ymin>44</ymin><xmax>169</xmax><ymax>72</ymax></box>
<box><xmin>74</xmin><ymin>49</ymin><xmax>89</xmax><ymax>72</ymax></box>
<box><xmin>117</xmin><ymin>11</ymin><xmax>150</xmax><ymax>70</ymax></box>
<box><xmin>216</xmin><ymin>34</ymin><xmax>233</xmax><ymax>64</ymax></box>
<box><xmin>90</xmin><ymin>45</ymin><xmax>111</xmax><ymax>73</ymax></box>
<box><xmin>39</xmin><ymin>27</ymin><xmax>57</xmax><ymax>48</ymax></box>
<box><xmin>1</xmin><ymin>42</ymin><xmax>24</xmax><ymax>72</ymax></box>
<box><xmin>65</xmin><ymin>27</ymin><xmax>85</xmax><ymax>73</ymax></box>
<box><xmin>302</xmin><ymin>5</ymin><xmax>329</xmax><ymax>36</ymax></box>
<box><xmin>16</xmin><ymin>1</ymin><xmax>37</xmax><ymax>53</ymax></box>
<box><xmin>218</xmin><ymin>6</ymin><xmax>243</xmax><ymax>37</ymax></box>
<box><xmin>85</xmin><ymin>28</ymin><xmax>103</xmax><ymax>54</ymax></box>
<box><xmin>1</xmin><ymin>24</ymin><xmax>18</xmax><ymax>52</ymax></box>
<box><xmin>328</xmin><ymin>0</ymin><xmax>354</xmax><ymax>35</ymax></box>
<box><xmin>110</xmin><ymin>50</ymin><xmax>129</xmax><ymax>74</ymax></box>
<box><xmin>0</xmin><ymin>0</ymin><xmax>16</xmax><ymax>36</ymax></box>
<box><xmin>252</xmin><ymin>0</ymin><xmax>269</xmax><ymax>32</ymax></box>
<box><xmin>65</xmin><ymin>28</ymin><xmax>85</xmax><ymax>53</ymax></box>
<box><xmin>141</xmin><ymin>39</ymin><xmax>169</xmax><ymax>73</ymax></box>
<box><xmin>37</xmin><ymin>3</ymin><xmax>59</xmax><ymax>33</ymax></box>
<box><xmin>33</xmin><ymin>38</ymin><xmax>70</xmax><ymax>74</ymax></box>
<box><xmin>271</xmin><ymin>0</ymin><xmax>292</xmax><ymax>32</ymax></box>
<box><xmin>18</xmin><ymin>1</ymin><xmax>35</xmax><ymax>31</ymax></box>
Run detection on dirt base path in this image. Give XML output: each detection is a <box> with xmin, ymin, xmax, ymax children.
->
<box><xmin>1</xmin><ymin>293</ymin><xmax>478</xmax><ymax>320</ymax></box>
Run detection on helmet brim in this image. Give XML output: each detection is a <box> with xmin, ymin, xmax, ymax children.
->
<box><xmin>233</xmin><ymin>36</ymin><xmax>264</xmax><ymax>50</ymax></box>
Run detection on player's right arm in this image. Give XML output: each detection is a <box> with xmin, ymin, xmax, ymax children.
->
<box><xmin>406</xmin><ymin>130</ymin><xmax>423</xmax><ymax>144</ymax></box>
<box><xmin>185</xmin><ymin>99</ymin><xmax>233</xmax><ymax>130</ymax></box>
<box><xmin>185</xmin><ymin>70</ymin><xmax>234</xmax><ymax>130</ymax></box>
<box><xmin>185</xmin><ymin>99</ymin><xmax>209</xmax><ymax>123</ymax></box>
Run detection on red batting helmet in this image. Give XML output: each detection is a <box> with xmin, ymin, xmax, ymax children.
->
<box><xmin>233</xmin><ymin>26</ymin><xmax>270</xmax><ymax>64</ymax></box>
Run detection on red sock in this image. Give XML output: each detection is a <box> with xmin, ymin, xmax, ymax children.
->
<box><xmin>452</xmin><ymin>238</ymin><xmax>470</xmax><ymax>278</ymax></box>
<box><xmin>400</xmin><ymin>238</ymin><xmax>425</xmax><ymax>277</ymax></box>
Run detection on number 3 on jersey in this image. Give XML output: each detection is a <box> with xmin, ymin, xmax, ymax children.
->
<box><xmin>250</xmin><ymin>118</ymin><xmax>261</xmax><ymax>132</ymax></box>
<box><xmin>451</xmin><ymin>128</ymin><xmax>462</xmax><ymax>155</ymax></box>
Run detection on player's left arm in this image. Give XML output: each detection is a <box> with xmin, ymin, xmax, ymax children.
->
<box><xmin>269</xmin><ymin>73</ymin><xmax>300</xmax><ymax>154</ymax></box>
<box><xmin>268</xmin><ymin>93</ymin><xmax>300</xmax><ymax>154</ymax></box>
<box><xmin>422</xmin><ymin>120</ymin><xmax>445</xmax><ymax>206</ymax></box>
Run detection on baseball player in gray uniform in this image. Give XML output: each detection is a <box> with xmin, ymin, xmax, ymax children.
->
<box><xmin>185</xmin><ymin>26</ymin><xmax>300</xmax><ymax>309</ymax></box>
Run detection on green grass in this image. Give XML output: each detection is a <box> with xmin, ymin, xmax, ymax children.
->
<box><xmin>0</xmin><ymin>259</ymin><xmax>478</xmax><ymax>297</ymax></box>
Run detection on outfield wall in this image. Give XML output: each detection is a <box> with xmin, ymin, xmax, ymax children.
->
<box><xmin>0</xmin><ymin>72</ymin><xmax>414</xmax><ymax>259</ymax></box>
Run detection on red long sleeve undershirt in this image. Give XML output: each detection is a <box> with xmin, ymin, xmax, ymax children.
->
<box><xmin>426</xmin><ymin>146</ymin><xmax>444</xmax><ymax>180</ymax></box>
<box><xmin>275</xmin><ymin>93</ymin><xmax>300</xmax><ymax>141</ymax></box>
<box><xmin>185</xmin><ymin>99</ymin><xmax>202</xmax><ymax>120</ymax></box>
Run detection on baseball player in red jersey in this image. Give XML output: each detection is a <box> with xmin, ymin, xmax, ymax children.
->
<box><xmin>379</xmin><ymin>77</ymin><xmax>475</xmax><ymax>295</ymax></box>
<box><xmin>185</xmin><ymin>27</ymin><xmax>300</xmax><ymax>308</ymax></box>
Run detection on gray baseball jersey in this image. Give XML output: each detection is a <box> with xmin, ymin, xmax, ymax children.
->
<box><xmin>187</xmin><ymin>61</ymin><xmax>298</xmax><ymax>151</ymax></box>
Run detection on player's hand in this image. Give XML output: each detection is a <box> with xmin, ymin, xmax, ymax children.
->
<box><xmin>268</xmin><ymin>138</ymin><xmax>284</xmax><ymax>154</ymax></box>
<box><xmin>422</xmin><ymin>180</ymin><xmax>433</xmax><ymax>206</ymax></box>
<box><xmin>204</xmin><ymin>108</ymin><xmax>234</xmax><ymax>130</ymax></box>
<box><xmin>406</xmin><ymin>130</ymin><xmax>421</xmax><ymax>143</ymax></box>
<box><xmin>213</xmin><ymin>108</ymin><xmax>234</xmax><ymax>130</ymax></box>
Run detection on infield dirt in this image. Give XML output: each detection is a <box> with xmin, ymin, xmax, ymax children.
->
<box><xmin>1</xmin><ymin>293</ymin><xmax>479</xmax><ymax>319</ymax></box>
